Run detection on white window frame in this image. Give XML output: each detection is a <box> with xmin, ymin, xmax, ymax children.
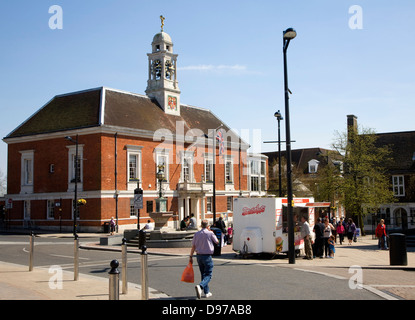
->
<box><xmin>24</xmin><ymin>200</ymin><xmax>31</xmax><ymax>220</ymax></box>
<box><xmin>47</xmin><ymin>200</ymin><xmax>55</xmax><ymax>220</ymax></box>
<box><xmin>250</xmin><ymin>175</ymin><xmax>259</xmax><ymax>192</ymax></box>
<box><xmin>308</xmin><ymin>159</ymin><xmax>320</xmax><ymax>174</ymax></box>
<box><xmin>248</xmin><ymin>157</ymin><xmax>267</xmax><ymax>194</ymax></box>
<box><xmin>129</xmin><ymin>154</ymin><xmax>140</xmax><ymax>180</ymax></box>
<box><xmin>67</xmin><ymin>144</ymin><xmax>84</xmax><ymax>192</ymax></box>
<box><xmin>154</xmin><ymin>148</ymin><xmax>170</xmax><ymax>188</ymax></box>
<box><xmin>19</xmin><ymin>150</ymin><xmax>34</xmax><ymax>194</ymax></box>
<box><xmin>392</xmin><ymin>175</ymin><xmax>405</xmax><ymax>197</ymax></box>
<box><xmin>206</xmin><ymin>196</ymin><xmax>212</xmax><ymax>213</ymax></box>
<box><xmin>181</xmin><ymin>151</ymin><xmax>194</xmax><ymax>183</ymax></box>
<box><xmin>126</xmin><ymin>145</ymin><xmax>143</xmax><ymax>191</ymax></box>
<box><xmin>225</xmin><ymin>158</ymin><xmax>233</xmax><ymax>184</ymax></box>
<box><xmin>204</xmin><ymin>153</ymin><xmax>214</xmax><ymax>182</ymax></box>
<box><xmin>130</xmin><ymin>198</ymin><xmax>137</xmax><ymax>217</ymax></box>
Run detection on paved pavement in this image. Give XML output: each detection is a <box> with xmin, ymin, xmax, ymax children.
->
<box><xmin>0</xmin><ymin>232</ymin><xmax>414</xmax><ymax>300</ymax></box>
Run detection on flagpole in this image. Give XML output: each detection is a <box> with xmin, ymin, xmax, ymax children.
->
<box><xmin>213</xmin><ymin>129</ymin><xmax>217</xmax><ymax>225</ymax></box>
<box><xmin>205</xmin><ymin>124</ymin><xmax>222</xmax><ymax>225</ymax></box>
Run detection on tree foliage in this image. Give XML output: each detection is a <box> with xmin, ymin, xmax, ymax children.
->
<box><xmin>332</xmin><ymin>126</ymin><xmax>395</xmax><ymax>233</ymax></box>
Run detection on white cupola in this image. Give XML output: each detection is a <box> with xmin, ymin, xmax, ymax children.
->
<box><xmin>145</xmin><ymin>16</ymin><xmax>181</xmax><ymax>116</ymax></box>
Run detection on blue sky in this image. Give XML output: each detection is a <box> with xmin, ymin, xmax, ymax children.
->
<box><xmin>1</xmin><ymin>1</ymin><xmax>415</xmax><ymax>177</ymax></box>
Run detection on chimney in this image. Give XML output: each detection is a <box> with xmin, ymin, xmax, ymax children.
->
<box><xmin>347</xmin><ymin>115</ymin><xmax>358</xmax><ymax>143</ymax></box>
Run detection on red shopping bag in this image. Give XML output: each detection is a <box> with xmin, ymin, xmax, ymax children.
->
<box><xmin>181</xmin><ymin>262</ymin><xmax>194</xmax><ymax>283</ymax></box>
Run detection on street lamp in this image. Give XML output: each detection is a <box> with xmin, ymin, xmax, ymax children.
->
<box><xmin>274</xmin><ymin>110</ymin><xmax>283</xmax><ymax>197</ymax></box>
<box><xmin>156</xmin><ymin>164</ymin><xmax>167</xmax><ymax>212</ymax></box>
<box><xmin>156</xmin><ymin>164</ymin><xmax>165</xmax><ymax>199</ymax></box>
<box><xmin>283</xmin><ymin>27</ymin><xmax>296</xmax><ymax>264</ymax></box>
<box><xmin>65</xmin><ymin>135</ymin><xmax>79</xmax><ymax>236</ymax></box>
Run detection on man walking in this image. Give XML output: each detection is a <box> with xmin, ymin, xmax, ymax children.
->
<box><xmin>301</xmin><ymin>215</ymin><xmax>313</xmax><ymax>260</ymax></box>
<box><xmin>313</xmin><ymin>217</ymin><xmax>325</xmax><ymax>258</ymax></box>
<box><xmin>189</xmin><ymin>220</ymin><xmax>219</xmax><ymax>299</ymax></box>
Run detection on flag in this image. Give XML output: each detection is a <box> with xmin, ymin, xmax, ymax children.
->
<box><xmin>216</xmin><ymin>129</ymin><xmax>225</xmax><ymax>155</ymax></box>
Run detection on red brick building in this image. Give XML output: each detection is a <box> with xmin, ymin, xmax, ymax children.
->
<box><xmin>2</xmin><ymin>28</ymin><xmax>267</xmax><ymax>232</ymax></box>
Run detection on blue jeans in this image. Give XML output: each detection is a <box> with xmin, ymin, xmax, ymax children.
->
<box><xmin>378</xmin><ymin>235</ymin><xmax>388</xmax><ymax>249</ymax></box>
<box><xmin>196</xmin><ymin>255</ymin><xmax>214</xmax><ymax>294</ymax></box>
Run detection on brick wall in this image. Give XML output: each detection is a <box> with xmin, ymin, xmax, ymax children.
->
<box><xmin>5</xmin><ymin>131</ymin><xmax>249</xmax><ymax>230</ymax></box>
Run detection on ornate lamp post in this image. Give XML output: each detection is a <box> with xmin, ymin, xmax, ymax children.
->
<box><xmin>156</xmin><ymin>164</ymin><xmax>166</xmax><ymax>212</ymax></box>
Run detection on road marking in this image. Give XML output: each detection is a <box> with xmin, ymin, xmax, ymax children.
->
<box><xmin>50</xmin><ymin>254</ymin><xmax>89</xmax><ymax>260</ymax></box>
<box><xmin>292</xmin><ymin>267</ymin><xmax>399</xmax><ymax>300</ymax></box>
<box><xmin>371</xmin><ymin>284</ymin><xmax>415</xmax><ymax>288</ymax></box>
<box><xmin>362</xmin><ymin>285</ymin><xmax>399</xmax><ymax>300</ymax></box>
<box><xmin>294</xmin><ymin>267</ymin><xmax>347</xmax><ymax>280</ymax></box>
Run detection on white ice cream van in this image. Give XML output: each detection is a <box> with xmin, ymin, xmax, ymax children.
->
<box><xmin>232</xmin><ymin>197</ymin><xmax>330</xmax><ymax>257</ymax></box>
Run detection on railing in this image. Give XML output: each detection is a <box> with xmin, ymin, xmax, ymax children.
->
<box><xmin>178</xmin><ymin>181</ymin><xmax>206</xmax><ymax>192</ymax></box>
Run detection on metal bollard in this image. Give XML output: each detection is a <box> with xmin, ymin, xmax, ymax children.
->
<box><xmin>74</xmin><ymin>234</ymin><xmax>79</xmax><ymax>281</ymax></box>
<box><xmin>122</xmin><ymin>238</ymin><xmax>128</xmax><ymax>294</ymax></box>
<box><xmin>138</xmin><ymin>229</ymin><xmax>147</xmax><ymax>250</ymax></box>
<box><xmin>29</xmin><ymin>232</ymin><xmax>34</xmax><ymax>271</ymax></box>
<box><xmin>109</xmin><ymin>260</ymin><xmax>120</xmax><ymax>300</ymax></box>
<box><xmin>141</xmin><ymin>245</ymin><xmax>149</xmax><ymax>300</ymax></box>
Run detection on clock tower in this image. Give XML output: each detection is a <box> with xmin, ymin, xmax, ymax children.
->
<box><xmin>145</xmin><ymin>16</ymin><xmax>181</xmax><ymax>116</ymax></box>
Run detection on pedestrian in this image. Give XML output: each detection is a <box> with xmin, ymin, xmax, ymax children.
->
<box><xmin>227</xmin><ymin>223</ymin><xmax>233</xmax><ymax>245</ymax></box>
<box><xmin>328</xmin><ymin>235</ymin><xmax>336</xmax><ymax>258</ymax></box>
<box><xmin>323</xmin><ymin>218</ymin><xmax>335</xmax><ymax>258</ymax></box>
<box><xmin>313</xmin><ymin>217</ymin><xmax>325</xmax><ymax>258</ymax></box>
<box><xmin>142</xmin><ymin>219</ymin><xmax>152</xmax><ymax>231</ymax></box>
<box><xmin>187</xmin><ymin>214</ymin><xmax>197</xmax><ymax>230</ymax></box>
<box><xmin>180</xmin><ymin>217</ymin><xmax>189</xmax><ymax>231</ymax></box>
<box><xmin>110</xmin><ymin>217</ymin><xmax>116</xmax><ymax>235</ymax></box>
<box><xmin>189</xmin><ymin>220</ymin><xmax>219</xmax><ymax>299</ymax></box>
<box><xmin>214</xmin><ymin>215</ymin><xmax>227</xmax><ymax>247</ymax></box>
<box><xmin>336</xmin><ymin>218</ymin><xmax>345</xmax><ymax>245</ymax></box>
<box><xmin>375</xmin><ymin>219</ymin><xmax>388</xmax><ymax>250</ymax></box>
<box><xmin>346</xmin><ymin>218</ymin><xmax>356</xmax><ymax>245</ymax></box>
<box><xmin>332</xmin><ymin>218</ymin><xmax>337</xmax><ymax>243</ymax></box>
<box><xmin>301</xmin><ymin>216</ymin><xmax>313</xmax><ymax>260</ymax></box>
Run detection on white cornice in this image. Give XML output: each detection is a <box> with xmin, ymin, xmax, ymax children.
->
<box><xmin>3</xmin><ymin>125</ymin><xmax>249</xmax><ymax>151</ymax></box>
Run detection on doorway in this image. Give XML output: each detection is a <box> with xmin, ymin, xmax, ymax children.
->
<box><xmin>393</xmin><ymin>207</ymin><xmax>408</xmax><ymax>231</ymax></box>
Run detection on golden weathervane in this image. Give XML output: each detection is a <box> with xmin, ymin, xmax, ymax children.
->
<box><xmin>160</xmin><ymin>15</ymin><xmax>165</xmax><ymax>32</ymax></box>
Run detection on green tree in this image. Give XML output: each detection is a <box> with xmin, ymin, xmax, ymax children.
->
<box><xmin>332</xmin><ymin>126</ymin><xmax>395</xmax><ymax>235</ymax></box>
<box><xmin>311</xmin><ymin>153</ymin><xmax>343</xmax><ymax>205</ymax></box>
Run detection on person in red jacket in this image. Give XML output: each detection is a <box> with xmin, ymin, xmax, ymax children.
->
<box><xmin>375</xmin><ymin>219</ymin><xmax>388</xmax><ymax>250</ymax></box>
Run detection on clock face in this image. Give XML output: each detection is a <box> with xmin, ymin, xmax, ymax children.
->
<box><xmin>153</xmin><ymin>59</ymin><xmax>162</xmax><ymax>79</ymax></box>
<box><xmin>168</xmin><ymin>95</ymin><xmax>177</xmax><ymax>111</ymax></box>
<box><xmin>165</xmin><ymin>60</ymin><xmax>175</xmax><ymax>78</ymax></box>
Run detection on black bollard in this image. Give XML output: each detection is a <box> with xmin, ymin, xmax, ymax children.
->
<box><xmin>74</xmin><ymin>233</ymin><xmax>79</xmax><ymax>281</ymax></box>
<box><xmin>122</xmin><ymin>238</ymin><xmax>128</xmax><ymax>294</ymax></box>
<box><xmin>109</xmin><ymin>259</ymin><xmax>120</xmax><ymax>300</ymax></box>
